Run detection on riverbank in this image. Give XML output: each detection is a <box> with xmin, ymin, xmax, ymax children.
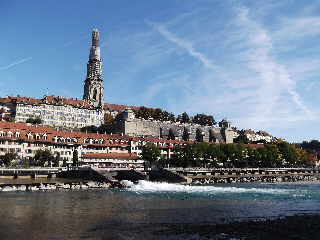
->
<box><xmin>144</xmin><ymin>214</ymin><xmax>320</xmax><ymax>239</ymax></box>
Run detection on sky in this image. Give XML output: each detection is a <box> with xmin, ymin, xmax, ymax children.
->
<box><xmin>1</xmin><ymin>0</ymin><xmax>320</xmax><ymax>143</ymax></box>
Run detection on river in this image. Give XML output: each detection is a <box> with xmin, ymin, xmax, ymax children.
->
<box><xmin>1</xmin><ymin>180</ymin><xmax>320</xmax><ymax>239</ymax></box>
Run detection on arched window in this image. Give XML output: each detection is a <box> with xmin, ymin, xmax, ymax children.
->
<box><xmin>93</xmin><ymin>89</ymin><xmax>97</xmax><ymax>100</ymax></box>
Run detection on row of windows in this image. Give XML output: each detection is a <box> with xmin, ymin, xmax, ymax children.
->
<box><xmin>0</xmin><ymin>131</ymin><xmax>21</xmax><ymax>138</ymax></box>
<box><xmin>17</xmin><ymin>105</ymin><xmax>103</xmax><ymax>115</ymax></box>
<box><xmin>16</xmin><ymin>112</ymin><xmax>103</xmax><ymax>121</ymax></box>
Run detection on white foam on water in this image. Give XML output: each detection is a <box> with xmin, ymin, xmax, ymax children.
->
<box><xmin>122</xmin><ymin>180</ymin><xmax>289</xmax><ymax>195</ymax></box>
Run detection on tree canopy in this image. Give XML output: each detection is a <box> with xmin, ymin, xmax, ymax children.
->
<box><xmin>34</xmin><ymin>148</ymin><xmax>54</xmax><ymax>167</ymax></box>
<box><xmin>0</xmin><ymin>150</ymin><xmax>18</xmax><ymax>167</ymax></box>
<box><xmin>141</xmin><ymin>143</ymin><xmax>161</xmax><ymax>166</ymax></box>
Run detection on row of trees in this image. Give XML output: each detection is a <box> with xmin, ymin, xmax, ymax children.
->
<box><xmin>103</xmin><ymin>106</ymin><xmax>217</xmax><ymax>127</ymax></box>
<box><xmin>135</xmin><ymin>107</ymin><xmax>217</xmax><ymax>126</ymax></box>
<box><xmin>142</xmin><ymin>140</ymin><xmax>315</xmax><ymax>168</ymax></box>
<box><xmin>0</xmin><ymin>149</ymin><xmax>79</xmax><ymax>167</ymax></box>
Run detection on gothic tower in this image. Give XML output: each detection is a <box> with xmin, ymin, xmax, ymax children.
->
<box><xmin>83</xmin><ymin>29</ymin><xmax>104</xmax><ymax>109</ymax></box>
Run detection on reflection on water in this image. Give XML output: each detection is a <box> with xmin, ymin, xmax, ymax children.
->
<box><xmin>0</xmin><ymin>181</ymin><xmax>320</xmax><ymax>239</ymax></box>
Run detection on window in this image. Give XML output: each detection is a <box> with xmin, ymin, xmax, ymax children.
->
<box><xmin>0</xmin><ymin>131</ymin><xmax>5</xmax><ymax>137</ymax></box>
<box><xmin>7</xmin><ymin>131</ymin><xmax>13</xmax><ymax>138</ymax></box>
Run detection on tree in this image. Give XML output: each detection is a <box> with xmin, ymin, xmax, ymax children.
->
<box><xmin>170</xmin><ymin>145</ymin><xmax>184</xmax><ymax>167</ymax></box>
<box><xmin>258</xmin><ymin>143</ymin><xmax>281</xmax><ymax>168</ymax></box>
<box><xmin>207</xmin><ymin>143</ymin><xmax>223</xmax><ymax>167</ymax></box>
<box><xmin>276</xmin><ymin>140</ymin><xmax>298</xmax><ymax>167</ymax></box>
<box><xmin>26</xmin><ymin>117</ymin><xmax>42</xmax><ymax>124</ymax></box>
<box><xmin>104</xmin><ymin>113</ymin><xmax>114</xmax><ymax>125</ymax></box>
<box><xmin>9</xmin><ymin>117</ymin><xmax>15</xmax><ymax>122</ymax></box>
<box><xmin>34</xmin><ymin>148</ymin><xmax>54</xmax><ymax>167</ymax></box>
<box><xmin>192</xmin><ymin>113</ymin><xmax>216</xmax><ymax>126</ymax></box>
<box><xmin>141</xmin><ymin>143</ymin><xmax>161</xmax><ymax>166</ymax></box>
<box><xmin>234</xmin><ymin>130</ymin><xmax>250</xmax><ymax>144</ymax></box>
<box><xmin>192</xmin><ymin>142</ymin><xmax>209</xmax><ymax>167</ymax></box>
<box><xmin>80</xmin><ymin>125</ymin><xmax>97</xmax><ymax>133</ymax></box>
<box><xmin>114</xmin><ymin>111</ymin><xmax>124</xmax><ymax>122</ymax></box>
<box><xmin>62</xmin><ymin>158</ymin><xmax>67</xmax><ymax>167</ymax></box>
<box><xmin>54</xmin><ymin>152</ymin><xmax>60</xmax><ymax>167</ymax></box>
<box><xmin>162</xmin><ymin>110</ymin><xmax>170</xmax><ymax>121</ymax></box>
<box><xmin>72</xmin><ymin>150</ymin><xmax>78</xmax><ymax>166</ymax></box>
<box><xmin>245</xmin><ymin>146</ymin><xmax>261</xmax><ymax>167</ymax></box>
<box><xmin>0</xmin><ymin>150</ymin><xmax>18</xmax><ymax>167</ymax></box>
<box><xmin>219</xmin><ymin>144</ymin><xmax>239</xmax><ymax>167</ymax></box>
<box><xmin>136</xmin><ymin>106</ymin><xmax>153</xmax><ymax>119</ymax></box>
<box><xmin>152</xmin><ymin>108</ymin><xmax>163</xmax><ymax>120</ymax></box>
<box><xmin>181</xmin><ymin>112</ymin><xmax>191</xmax><ymax>123</ymax></box>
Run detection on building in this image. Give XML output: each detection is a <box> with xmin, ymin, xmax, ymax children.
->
<box><xmin>0</xmin><ymin>121</ymin><xmax>188</xmax><ymax>167</ymax></box>
<box><xmin>83</xmin><ymin>29</ymin><xmax>104</xmax><ymax>110</ymax></box>
<box><xmin>0</xmin><ymin>29</ymin><xmax>235</xmax><ymax>144</ymax></box>
<box><xmin>106</xmin><ymin>107</ymin><xmax>234</xmax><ymax>143</ymax></box>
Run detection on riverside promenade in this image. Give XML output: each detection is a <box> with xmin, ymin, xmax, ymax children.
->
<box><xmin>0</xmin><ymin>167</ymin><xmax>319</xmax><ymax>187</ymax></box>
<box><xmin>171</xmin><ymin>167</ymin><xmax>320</xmax><ymax>184</ymax></box>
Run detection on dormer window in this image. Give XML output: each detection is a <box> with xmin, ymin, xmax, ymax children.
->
<box><xmin>27</xmin><ymin>133</ymin><xmax>33</xmax><ymax>140</ymax></box>
<box><xmin>0</xmin><ymin>131</ymin><xmax>5</xmax><ymax>137</ymax></box>
<box><xmin>42</xmin><ymin>134</ymin><xmax>48</xmax><ymax>140</ymax></box>
<box><xmin>35</xmin><ymin>133</ymin><xmax>40</xmax><ymax>140</ymax></box>
<box><xmin>7</xmin><ymin>131</ymin><xmax>13</xmax><ymax>138</ymax></box>
<box><xmin>15</xmin><ymin>132</ymin><xmax>21</xmax><ymax>138</ymax></box>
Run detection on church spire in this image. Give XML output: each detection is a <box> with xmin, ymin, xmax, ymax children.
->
<box><xmin>83</xmin><ymin>29</ymin><xmax>104</xmax><ymax>110</ymax></box>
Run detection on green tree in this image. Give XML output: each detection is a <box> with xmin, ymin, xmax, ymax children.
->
<box><xmin>152</xmin><ymin>108</ymin><xmax>163</xmax><ymax>120</ymax></box>
<box><xmin>136</xmin><ymin>106</ymin><xmax>153</xmax><ymax>119</ymax></box>
<box><xmin>170</xmin><ymin>145</ymin><xmax>184</xmax><ymax>167</ymax></box>
<box><xmin>141</xmin><ymin>143</ymin><xmax>161</xmax><ymax>166</ymax></box>
<box><xmin>54</xmin><ymin>152</ymin><xmax>60</xmax><ymax>167</ymax></box>
<box><xmin>181</xmin><ymin>112</ymin><xmax>191</xmax><ymax>123</ymax></box>
<box><xmin>258</xmin><ymin>144</ymin><xmax>281</xmax><ymax>167</ymax></box>
<box><xmin>245</xmin><ymin>146</ymin><xmax>261</xmax><ymax>167</ymax></box>
<box><xmin>80</xmin><ymin>125</ymin><xmax>97</xmax><ymax>133</ymax></box>
<box><xmin>34</xmin><ymin>117</ymin><xmax>42</xmax><ymax>124</ymax></box>
<box><xmin>192</xmin><ymin>142</ymin><xmax>209</xmax><ymax>167</ymax></box>
<box><xmin>219</xmin><ymin>144</ymin><xmax>239</xmax><ymax>167</ymax></box>
<box><xmin>34</xmin><ymin>148</ymin><xmax>54</xmax><ymax>167</ymax></box>
<box><xmin>182</xmin><ymin>142</ymin><xmax>194</xmax><ymax>167</ymax></box>
<box><xmin>72</xmin><ymin>150</ymin><xmax>78</xmax><ymax>166</ymax></box>
<box><xmin>207</xmin><ymin>143</ymin><xmax>223</xmax><ymax>167</ymax></box>
<box><xmin>192</xmin><ymin>113</ymin><xmax>216</xmax><ymax>126</ymax></box>
<box><xmin>62</xmin><ymin>158</ymin><xmax>67</xmax><ymax>167</ymax></box>
<box><xmin>276</xmin><ymin>140</ymin><xmax>298</xmax><ymax>167</ymax></box>
<box><xmin>113</xmin><ymin>126</ymin><xmax>121</xmax><ymax>134</ymax></box>
<box><xmin>234</xmin><ymin>130</ymin><xmax>250</xmax><ymax>144</ymax></box>
<box><xmin>9</xmin><ymin>117</ymin><xmax>15</xmax><ymax>122</ymax></box>
<box><xmin>26</xmin><ymin>117</ymin><xmax>42</xmax><ymax>124</ymax></box>
<box><xmin>0</xmin><ymin>150</ymin><xmax>18</xmax><ymax>167</ymax></box>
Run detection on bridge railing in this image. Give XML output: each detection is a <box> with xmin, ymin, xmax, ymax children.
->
<box><xmin>168</xmin><ymin>167</ymin><xmax>317</xmax><ymax>172</ymax></box>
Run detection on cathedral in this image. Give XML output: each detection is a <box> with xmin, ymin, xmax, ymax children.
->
<box><xmin>0</xmin><ymin>29</ymin><xmax>234</xmax><ymax>143</ymax></box>
<box><xmin>83</xmin><ymin>29</ymin><xmax>104</xmax><ymax>110</ymax></box>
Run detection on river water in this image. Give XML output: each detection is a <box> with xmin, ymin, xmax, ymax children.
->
<box><xmin>1</xmin><ymin>180</ymin><xmax>320</xmax><ymax>239</ymax></box>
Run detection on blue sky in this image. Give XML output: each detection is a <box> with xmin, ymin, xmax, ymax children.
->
<box><xmin>1</xmin><ymin>0</ymin><xmax>320</xmax><ymax>143</ymax></box>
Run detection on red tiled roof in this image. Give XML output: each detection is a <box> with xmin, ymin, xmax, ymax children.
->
<box><xmin>0</xmin><ymin>122</ymin><xmax>131</xmax><ymax>145</ymax></box>
<box><xmin>81</xmin><ymin>152</ymin><xmax>140</xmax><ymax>159</ymax></box>
<box><xmin>104</xmin><ymin>103</ymin><xmax>140</xmax><ymax>112</ymax></box>
<box><xmin>244</xmin><ymin>129</ymin><xmax>256</xmax><ymax>134</ymax></box>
